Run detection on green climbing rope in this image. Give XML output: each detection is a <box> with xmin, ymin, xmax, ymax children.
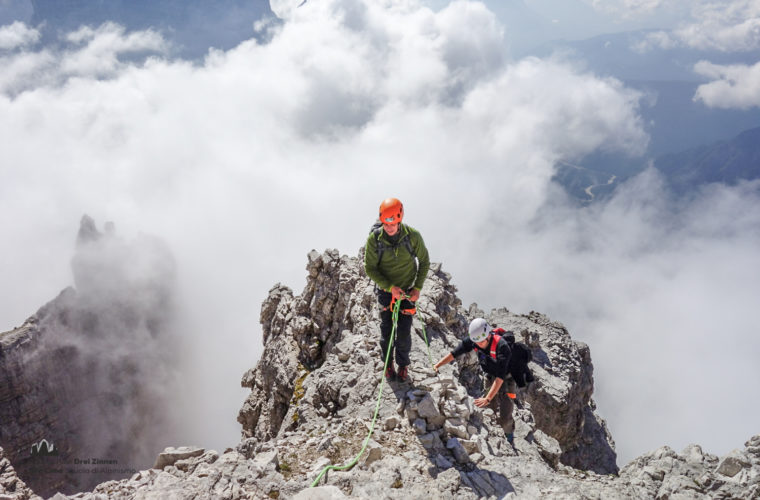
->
<box><xmin>309</xmin><ymin>297</ymin><xmax>402</xmax><ymax>487</ymax></box>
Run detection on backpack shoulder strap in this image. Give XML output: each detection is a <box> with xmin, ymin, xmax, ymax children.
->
<box><xmin>473</xmin><ymin>333</ymin><xmax>502</xmax><ymax>360</ymax></box>
<box><xmin>372</xmin><ymin>224</ymin><xmax>387</xmax><ymax>263</ymax></box>
<box><xmin>489</xmin><ymin>334</ymin><xmax>501</xmax><ymax>360</ymax></box>
<box><xmin>399</xmin><ymin>226</ymin><xmax>416</xmax><ymax>260</ymax></box>
<box><xmin>374</xmin><ymin>224</ymin><xmax>416</xmax><ymax>265</ymax></box>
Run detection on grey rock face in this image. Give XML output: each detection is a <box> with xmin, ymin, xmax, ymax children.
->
<box><xmin>619</xmin><ymin>438</ymin><xmax>760</xmax><ymax>499</ymax></box>
<box><xmin>153</xmin><ymin>446</ymin><xmax>205</xmax><ymax>470</ymax></box>
<box><xmin>291</xmin><ymin>485</ymin><xmax>347</xmax><ymax>499</ymax></box>
<box><xmin>4</xmin><ymin>248</ymin><xmax>759</xmax><ymax>499</ymax></box>
<box><xmin>486</xmin><ymin>308</ymin><xmax>618</xmax><ymax>473</ymax></box>
<box><xmin>228</xmin><ymin>248</ymin><xmax>625</xmax><ymax>497</ymax></box>
<box><xmin>0</xmin><ymin>447</ymin><xmax>41</xmax><ymax>500</ymax></box>
<box><xmin>0</xmin><ymin>216</ymin><xmax>179</xmax><ymax>497</ymax></box>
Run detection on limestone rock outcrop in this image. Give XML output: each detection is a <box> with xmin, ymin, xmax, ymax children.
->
<box><xmin>236</xmin><ymin>248</ymin><xmax>618</xmax><ymax>479</ymax></box>
<box><xmin>619</xmin><ymin>436</ymin><xmax>760</xmax><ymax>499</ymax></box>
<box><xmin>3</xmin><ymin>246</ymin><xmax>759</xmax><ymax>499</ymax></box>
<box><xmin>0</xmin><ymin>447</ymin><xmax>41</xmax><ymax>500</ymax></box>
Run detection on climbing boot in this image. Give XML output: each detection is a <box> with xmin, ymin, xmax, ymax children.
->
<box><xmin>397</xmin><ymin>365</ymin><xmax>409</xmax><ymax>382</ymax></box>
<box><xmin>385</xmin><ymin>360</ymin><xmax>397</xmax><ymax>380</ymax></box>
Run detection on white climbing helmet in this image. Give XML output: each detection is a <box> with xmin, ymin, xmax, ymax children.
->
<box><xmin>468</xmin><ymin>318</ymin><xmax>490</xmax><ymax>343</ymax></box>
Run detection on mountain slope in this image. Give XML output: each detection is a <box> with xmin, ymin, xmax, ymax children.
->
<box><xmin>0</xmin><ymin>216</ymin><xmax>180</xmax><ymax>497</ymax></box>
<box><xmin>2</xmin><ymin>245</ymin><xmax>759</xmax><ymax>498</ymax></box>
<box><xmin>554</xmin><ymin>125</ymin><xmax>760</xmax><ymax>204</ymax></box>
<box><xmin>655</xmin><ymin>126</ymin><xmax>760</xmax><ymax>194</ymax></box>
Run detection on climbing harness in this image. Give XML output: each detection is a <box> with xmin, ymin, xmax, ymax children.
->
<box><xmin>381</xmin><ymin>295</ymin><xmax>416</xmax><ymax>316</ymax></box>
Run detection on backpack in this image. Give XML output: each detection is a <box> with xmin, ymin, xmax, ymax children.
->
<box><xmin>369</xmin><ymin>221</ymin><xmax>416</xmax><ymax>265</ymax></box>
<box><xmin>493</xmin><ymin>328</ymin><xmax>535</xmax><ymax>387</ymax></box>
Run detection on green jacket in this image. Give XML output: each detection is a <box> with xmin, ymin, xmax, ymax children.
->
<box><xmin>364</xmin><ymin>224</ymin><xmax>430</xmax><ymax>292</ymax></box>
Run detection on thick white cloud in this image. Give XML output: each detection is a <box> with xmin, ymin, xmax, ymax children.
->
<box><xmin>694</xmin><ymin>60</ymin><xmax>760</xmax><ymax>109</ymax></box>
<box><xmin>676</xmin><ymin>0</ymin><xmax>760</xmax><ymax>52</ymax></box>
<box><xmin>626</xmin><ymin>0</ymin><xmax>760</xmax><ymax>111</ymax></box>
<box><xmin>1</xmin><ymin>0</ymin><xmax>757</xmax><ymax>466</ymax></box>
<box><xmin>0</xmin><ymin>22</ymin><xmax>167</xmax><ymax>95</ymax></box>
<box><xmin>268</xmin><ymin>0</ymin><xmax>303</xmax><ymax>19</ymax></box>
<box><xmin>61</xmin><ymin>22</ymin><xmax>168</xmax><ymax>78</ymax></box>
<box><xmin>633</xmin><ymin>0</ymin><xmax>760</xmax><ymax>52</ymax></box>
<box><xmin>0</xmin><ymin>20</ymin><xmax>38</xmax><ymax>50</ymax></box>
<box><xmin>0</xmin><ymin>48</ymin><xmax>54</xmax><ymax>94</ymax></box>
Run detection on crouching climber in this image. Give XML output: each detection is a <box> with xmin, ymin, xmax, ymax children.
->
<box><xmin>433</xmin><ymin>318</ymin><xmax>516</xmax><ymax>444</ymax></box>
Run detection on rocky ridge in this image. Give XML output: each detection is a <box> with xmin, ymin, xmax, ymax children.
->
<box><xmin>0</xmin><ymin>216</ymin><xmax>179</xmax><ymax>497</ymax></box>
<box><xmin>0</xmin><ymin>446</ymin><xmax>41</xmax><ymax>500</ymax></box>
<box><xmin>2</xmin><ymin>247</ymin><xmax>759</xmax><ymax>499</ymax></box>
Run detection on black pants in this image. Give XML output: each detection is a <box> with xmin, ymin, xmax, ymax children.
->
<box><xmin>376</xmin><ymin>289</ymin><xmax>414</xmax><ymax>368</ymax></box>
<box><xmin>485</xmin><ymin>375</ymin><xmax>516</xmax><ymax>436</ymax></box>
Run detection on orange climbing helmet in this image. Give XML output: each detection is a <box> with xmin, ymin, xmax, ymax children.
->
<box><xmin>379</xmin><ymin>198</ymin><xmax>403</xmax><ymax>224</ymax></box>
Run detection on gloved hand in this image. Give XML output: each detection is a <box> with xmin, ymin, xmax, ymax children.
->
<box><xmin>408</xmin><ymin>288</ymin><xmax>420</xmax><ymax>302</ymax></box>
<box><xmin>390</xmin><ymin>286</ymin><xmax>404</xmax><ymax>300</ymax></box>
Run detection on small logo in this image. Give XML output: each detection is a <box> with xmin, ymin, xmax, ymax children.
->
<box><xmin>31</xmin><ymin>439</ymin><xmax>59</xmax><ymax>457</ymax></box>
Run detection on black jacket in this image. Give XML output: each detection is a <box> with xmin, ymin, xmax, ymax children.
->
<box><xmin>451</xmin><ymin>333</ymin><xmax>511</xmax><ymax>380</ymax></box>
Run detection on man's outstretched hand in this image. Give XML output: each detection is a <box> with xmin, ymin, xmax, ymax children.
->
<box><xmin>474</xmin><ymin>397</ymin><xmax>491</xmax><ymax>408</ymax></box>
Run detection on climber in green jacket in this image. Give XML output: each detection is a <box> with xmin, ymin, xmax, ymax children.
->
<box><xmin>364</xmin><ymin>197</ymin><xmax>430</xmax><ymax>382</ymax></box>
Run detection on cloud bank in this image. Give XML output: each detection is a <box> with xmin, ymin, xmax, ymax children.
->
<box><xmin>0</xmin><ymin>20</ymin><xmax>38</xmax><ymax>49</ymax></box>
<box><xmin>600</xmin><ymin>1</ymin><xmax>760</xmax><ymax>112</ymax></box>
<box><xmin>630</xmin><ymin>0</ymin><xmax>760</xmax><ymax>52</ymax></box>
<box><xmin>674</xmin><ymin>0</ymin><xmax>760</xmax><ymax>52</ymax></box>
<box><xmin>1</xmin><ymin>0</ymin><xmax>758</xmax><ymax>466</ymax></box>
<box><xmin>694</xmin><ymin>60</ymin><xmax>760</xmax><ymax>109</ymax></box>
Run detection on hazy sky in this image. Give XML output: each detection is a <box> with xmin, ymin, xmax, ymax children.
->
<box><xmin>1</xmin><ymin>0</ymin><xmax>759</xmax><ymax>466</ymax></box>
